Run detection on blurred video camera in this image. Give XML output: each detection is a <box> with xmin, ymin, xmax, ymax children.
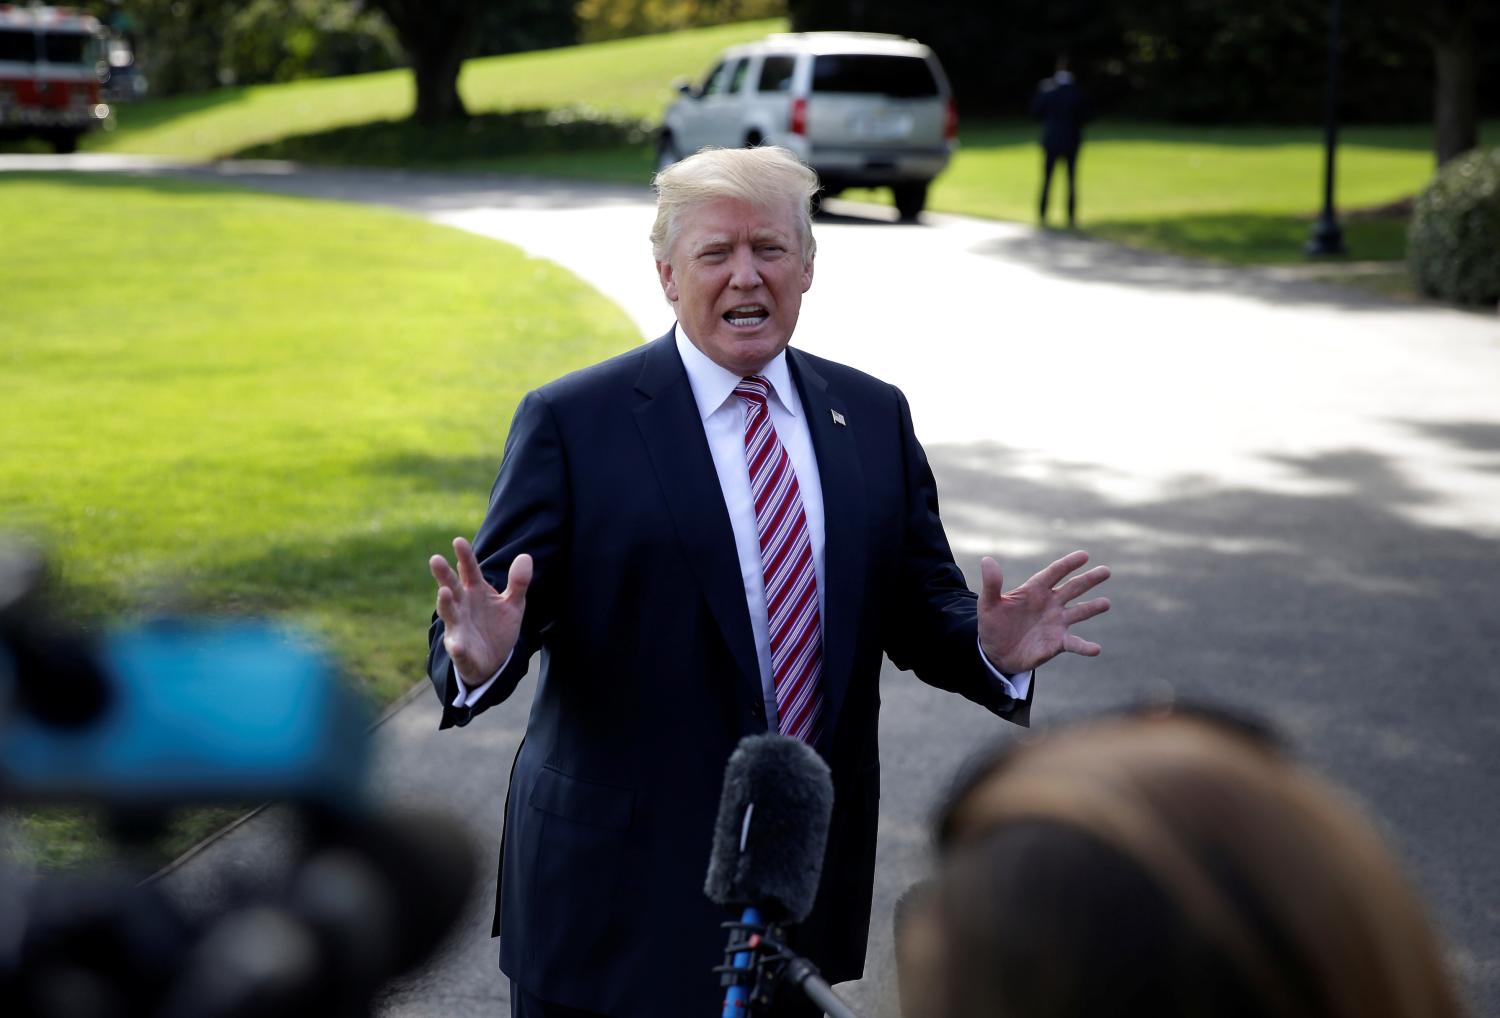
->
<box><xmin>0</xmin><ymin>544</ymin><xmax>474</xmax><ymax>1018</ymax></box>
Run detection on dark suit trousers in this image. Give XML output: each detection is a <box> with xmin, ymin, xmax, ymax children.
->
<box><xmin>1039</xmin><ymin>145</ymin><xmax>1079</xmax><ymax>226</ymax></box>
<box><xmin>510</xmin><ymin>980</ymin><xmax>823</xmax><ymax>1017</ymax></box>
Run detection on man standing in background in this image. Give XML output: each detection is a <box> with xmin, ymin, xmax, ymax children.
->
<box><xmin>1031</xmin><ymin>55</ymin><xmax>1091</xmax><ymax>229</ymax></box>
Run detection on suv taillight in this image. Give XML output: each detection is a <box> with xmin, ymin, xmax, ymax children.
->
<box><xmin>944</xmin><ymin>99</ymin><xmax>958</xmax><ymax>141</ymax></box>
<box><xmin>789</xmin><ymin>96</ymin><xmax>807</xmax><ymax>136</ymax></box>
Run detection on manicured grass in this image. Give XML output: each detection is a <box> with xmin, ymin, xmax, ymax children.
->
<box><xmin>78</xmin><ymin>19</ymin><xmax>781</xmax><ymax>160</ymax></box>
<box><xmin>848</xmin><ymin>120</ymin><xmax>1500</xmax><ymax>264</ymax></box>
<box><xmin>18</xmin><ymin>17</ymin><xmax>1492</xmax><ymax>267</ymax></box>
<box><xmin>0</xmin><ymin>173</ymin><xmax>638</xmax><ymax>866</ymax></box>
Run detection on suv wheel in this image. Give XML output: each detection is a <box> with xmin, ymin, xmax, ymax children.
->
<box><xmin>893</xmin><ymin>181</ymin><xmax>929</xmax><ymax>222</ymax></box>
<box><xmin>655</xmin><ymin>132</ymin><xmax>681</xmax><ymax>172</ymax></box>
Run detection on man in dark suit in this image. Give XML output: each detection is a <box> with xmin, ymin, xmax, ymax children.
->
<box><xmin>1031</xmin><ymin>56</ymin><xmax>1091</xmax><ymax>228</ymax></box>
<box><xmin>426</xmin><ymin>146</ymin><xmax>1110</xmax><ymax>1017</ymax></box>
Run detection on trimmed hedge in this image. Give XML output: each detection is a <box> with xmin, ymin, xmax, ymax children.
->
<box><xmin>1408</xmin><ymin>148</ymin><xmax>1500</xmax><ymax>308</ymax></box>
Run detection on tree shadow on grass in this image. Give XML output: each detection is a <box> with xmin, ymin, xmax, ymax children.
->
<box><xmin>0</xmin><ymin>167</ymin><xmax>292</xmax><ymax>200</ymax></box>
<box><xmin>955</xmin><ymin>119</ymin><xmax>1453</xmax><ymax>153</ymax></box>
<box><xmin>0</xmin><ymin>150</ymin><xmax>656</xmax><ymax>216</ymax></box>
<box><xmin>1088</xmin><ymin>212</ymin><xmax>1410</xmax><ymax>265</ymax></box>
<box><xmin>229</xmin><ymin>108</ymin><xmax>650</xmax><ymax>167</ymax></box>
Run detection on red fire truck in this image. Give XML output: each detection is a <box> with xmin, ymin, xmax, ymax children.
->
<box><xmin>0</xmin><ymin>4</ymin><xmax>109</xmax><ymax>153</ymax></box>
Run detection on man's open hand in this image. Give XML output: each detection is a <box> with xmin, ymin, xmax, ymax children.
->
<box><xmin>429</xmin><ymin>538</ymin><xmax>531</xmax><ymax>683</ymax></box>
<box><xmin>978</xmin><ymin>550</ymin><xmax>1110</xmax><ymax>676</ymax></box>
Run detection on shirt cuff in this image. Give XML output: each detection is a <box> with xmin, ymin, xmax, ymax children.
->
<box><xmin>977</xmin><ymin>637</ymin><xmax>1033</xmax><ymax>702</ymax></box>
<box><xmin>451</xmin><ymin>649</ymin><xmax>513</xmax><ymax>708</ymax></box>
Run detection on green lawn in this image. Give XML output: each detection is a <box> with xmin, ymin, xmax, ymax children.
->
<box><xmin>0</xmin><ymin>172</ymin><xmax>638</xmax><ymax>865</ymax></box>
<box><xmin>80</xmin><ymin>19</ymin><xmax>781</xmax><ymax>160</ymax></box>
<box><xmin>847</xmin><ymin>120</ymin><xmax>1499</xmax><ymax>264</ymax></box>
<box><xmin>46</xmin><ymin>18</ymin><xmax>1493</xmax><ymax>265</ymax></box>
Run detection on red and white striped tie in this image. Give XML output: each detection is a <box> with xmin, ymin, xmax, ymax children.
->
<box><xmin>734</xmin><ymin>375</ymin><xmax>824</xmax><ymax>744</ymax></box>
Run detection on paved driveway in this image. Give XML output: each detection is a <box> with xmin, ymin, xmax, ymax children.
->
<box><xmin>8</xmin><ymin>156</ymin><xmax>1498</xmax><ymax>1016</ymax></box>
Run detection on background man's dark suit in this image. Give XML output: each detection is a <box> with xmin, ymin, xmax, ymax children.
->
<box><xmin>1030</xmin><ymin>70</ymin><xmax>1090</xmax><ymax>226</ymax></box>
<box><xmin>427</xmin><ymin>329</ymin><xmax>1030</xmax><ymax>1016</ymax></box>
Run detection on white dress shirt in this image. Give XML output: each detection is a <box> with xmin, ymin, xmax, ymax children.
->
<box><xmin>452</xmin><ymin>327</ymin><xmax>1029</xmax><ymax>713</ymax></box>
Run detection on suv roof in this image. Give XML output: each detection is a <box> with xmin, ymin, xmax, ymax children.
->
<box><xmin>659</xmin><ymin>31</ymin><xmax>955</xmax><ymax>219</ymax></box>
<box><xmin>721</xmin><ymin>31</ymin><xmax>932</xmax><ymax>58</ymax></box>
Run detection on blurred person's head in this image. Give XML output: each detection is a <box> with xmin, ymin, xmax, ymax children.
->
<box><xmin>893</xmin><ymin>880</ymin><xmax>943</xmax><ymax>1018</ymax></box>
<box><xmin>925</xmin><ymin>709</ymin><xmax>1463</xmax><ymax>1018</ymax></box>
<box><xmin>651</xmin><ymin>146</ymin><xmax>818</xmax><ymax>375</ymax></box>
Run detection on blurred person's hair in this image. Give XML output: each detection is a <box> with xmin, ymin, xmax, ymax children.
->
<box><xmin>650</xmin><ymin>146</ymin><xmax>818</xmax><ymax>266</ymax></box>
<box><xmin>928</xmin><ymin>708</ymin><xmax>1464</xmax><ymax>1018</ymax></box>
<box><xmin>893</xmin><ymin>879</ymin><xmax>942</xmax><ymax>1018</ymax></box>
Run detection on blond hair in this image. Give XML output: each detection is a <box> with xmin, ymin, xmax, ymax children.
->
<box><xmin>650</xmin><ymin>146</ymin><xmax>818</xmax><ymax>264</ymax></box>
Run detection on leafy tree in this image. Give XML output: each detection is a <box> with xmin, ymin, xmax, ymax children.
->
<box><xmin>92</xmin><ymin>0</ymin><xmax>239</xmax><ymax>95</ymax></box>
<box><xmin>576</xmin><ymin>0</ymin><xmax>784</xmax><ymax>44</ymax></box>
<box><xmin>221</xmin><ymin>0</ymin><xmax>401</xmax><ymax>86</ymax></box>
<box><xmin>367</xmin><ymin>0</ymin><xmax>575</xmax><ymax>124</ymax></box>
<box><xmin>1368</xmin><ymin>0</ymin><xmax>1488</xmax><ymax>164</ymax></box>
<box><xmin>788</xmin><ymin>0</ymin><xmax>1493</xmax><ymax>155</ymax></box>
<box><xmin>475</xmin><ymin>0</ymin><xmax>577</xmax><ymax>55</ymax></box>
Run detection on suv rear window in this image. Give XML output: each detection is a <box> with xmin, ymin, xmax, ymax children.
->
<box><xmin>811</xmin><ymin>54</ymin><xmax>938</xmax><ymax>98</ymax></box>
<box><xmin>0</xmin><ymin>29</ymin><xmax>37</xmax><ymax>62</ymax></box>
<box><xmin>757</xmin><ymin>55</ymin><xmax>796</xmax><ymax>92</ymax></box>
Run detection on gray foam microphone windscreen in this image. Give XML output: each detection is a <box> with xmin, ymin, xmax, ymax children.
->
<box><xmin>704</xmin><ymin>733</ymin><xmax>835</xmax><ymax>924</ymax></box>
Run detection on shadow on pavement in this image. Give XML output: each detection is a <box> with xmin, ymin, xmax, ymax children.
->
<box><xmin>969</xmin><ymin>227</ymin><xmax>1430</xmax><ymax>313</ymax></box>
<box><xmin>908</xmin><ymin>437</ymin><xmax>1500</xmax><ymax>1017</ymax></box>
<box><xmin>147</xmin><ymin>428</ymin><xmax>1500</xmax><ymax>1018</ymax></box>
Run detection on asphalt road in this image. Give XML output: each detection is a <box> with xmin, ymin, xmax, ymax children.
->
<box><xmin>9</xmin><ymin>156</ymin><xmax>1498</xmax><ymax>1017</ymax></box>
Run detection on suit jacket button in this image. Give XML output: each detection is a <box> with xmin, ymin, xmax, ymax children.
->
<box><xmin>749</xmin><ymin>702</ymin><xmax>764</xmax><ymax>720</ymax></box>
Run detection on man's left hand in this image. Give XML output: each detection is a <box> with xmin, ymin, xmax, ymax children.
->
<box><xmin>978</xmin><ymin>551</ymin><xmax>1111</xmax><ymax>675</ymax></box>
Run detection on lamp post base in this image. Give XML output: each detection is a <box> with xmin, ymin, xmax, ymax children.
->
<box><xmin>1305</xmin><ymin>216</ymin><xmax>1347</xmax><ymax>257</ymax></box>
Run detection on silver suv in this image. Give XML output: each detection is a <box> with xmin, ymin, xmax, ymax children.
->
<box><xmin>659</xmin><ymin>32</ymin><xmax>957</xmax><ymax>220</ymax></box>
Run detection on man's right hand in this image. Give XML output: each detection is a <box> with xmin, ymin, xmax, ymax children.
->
<box><xmin>429</xmin><ymin>538</ymin><xmax>531</xmax><ymax>683</ymax></box>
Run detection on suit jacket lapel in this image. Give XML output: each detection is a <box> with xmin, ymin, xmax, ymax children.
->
<box><xmin>788</xmin><ymin>349</ymin><xmax>866</xmax><ymax>754</ymax></box>
<box><xmin>632</xmin><ymin>331</ymin><xmax>764</xmax><ymax>708</ymax></box>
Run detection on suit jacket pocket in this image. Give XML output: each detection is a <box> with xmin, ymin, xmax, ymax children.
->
<box><xmin>528</xmin><ymin>765</ymin><xmax>634</xmax><ymax>832</ymax></box>
<box><xmin>515</xmin><ymin>766</ymin><xmax>636</xmax><ymax>986</ymax></box>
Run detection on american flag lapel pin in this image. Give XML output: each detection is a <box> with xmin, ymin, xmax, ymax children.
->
<box><xmin>830</xmin><ymin>409</ymin><xmax>846</xmax><ymax>426</ymax></box>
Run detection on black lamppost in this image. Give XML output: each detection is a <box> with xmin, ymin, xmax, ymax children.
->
<box><xmin>1307</xmin><ymin>0</ymin><xmax>1347</xmax><ymax>256</ymax></box>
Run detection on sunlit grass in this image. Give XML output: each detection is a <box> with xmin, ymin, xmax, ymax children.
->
<box><xmin>0</xmin><ymin>172</ymin><xmax>638</xmax><ymax>868</ymax></box>
<box><xmin>17</xmin><ymin>17</ymin><xmax>1493</xmax><ymax>267</ymax></box>
<box><xmin>0</xmin><ymin>173</ymin><xmax>636</xmax><ymax>704</ymax></box>
<box><xmin>847</xmin><ymin>120</ymin><xmax>1500</xmax><ymax>264</ymax></box>
<box><xmin>79</xmin><ymin>19</ymin><xmax>781</xmax><ymax>159</ymax></box>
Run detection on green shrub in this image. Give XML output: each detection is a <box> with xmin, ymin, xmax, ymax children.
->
<box><xmin>221</xmin><ymin>0</ymin><xmax>401</xmax><ymax>86</ymax></box>
<box><xmin>1408</xmin><ymin>147</ymin><xmax>1500</xmax><ymax>307</ymax></box>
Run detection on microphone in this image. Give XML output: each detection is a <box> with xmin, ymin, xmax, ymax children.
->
<box><xmin>705</xmin><ymin>734</ymin><xmax>834</xmax><ymax>1017</ymax></box>
<box><xmin>705</xmin><ymin>733</ymin><xmax>834</xmax><ymax>921</ymax></box>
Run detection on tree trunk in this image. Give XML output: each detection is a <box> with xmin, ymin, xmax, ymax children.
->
<box><xmin>371</xmin><ymin>0</ymin><xmax>480</xmax><ymax>126</ymax></box>
<box><xmin>411</xmin><ymin>32</ymin><xmax>470</xmax><ymax>125</ymax></box>
<box><xmin>1432</xmin><ymin>31</ymin><xmax>1478</xmax><ymax>165</ymax></box>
